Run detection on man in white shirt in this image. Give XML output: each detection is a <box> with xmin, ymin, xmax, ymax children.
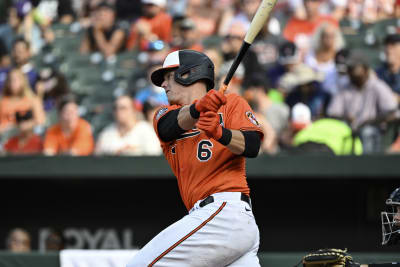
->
<box><xmin>95</xmin><ymin>95</ymin><xmax>162</xmax><ymax>156</ymax></box>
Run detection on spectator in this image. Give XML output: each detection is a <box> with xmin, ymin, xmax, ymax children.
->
<box><xmin>3</xmin><ymin>110</ymin><xmax>43</xmax><ymax>155</ymax></box>
<box><xmin>267</xmin><ymin>41</ymin><xmax>302</xmax><ymax>88</ymax></box>
<box><xmin>328</xmin><ymin>54</ymin><xmax>398</xmax><ymax>152</ymax></box>
<box><xmin>304</xmin><ymin>22</ymin><xmax>345</xmax><ymax>94</ymax></box>
<box><xmin>35</xmin><ymin>68</ymin><xmax>70</xmax><ymax>111</ymax></box>
<box><xmin>44</xmin><ymin>94</ymin><xmax>94</xmax><ymax>156</ymax></box>
<box><xmin>1</xmin><ymin>38</ymin><xmax>40</xmax><ymax>90</ymax></box>
<box><xmin>279</xmin><ymin>64</ymin><xmax>330</xmax><ymax>118</ymax></box>
<box><xmin>126</xmin><ymin>0</ymin><xmax>172</xmax><ymax>51</ymax></box>
<box><xmin>328</xmin><ymin>54</ymin><xmax>398</xmax><ymax>129</ymax></box>
<box><xmin>376</xmin><ymin>34</ymin><xmax>400</xmax><ymax>104</ymax></box>
<box><xmin>95</xmin><ymin>95</ymin><xmax>162</xmax><ymax>155</ymax></box>
<box><xmin>243</xmin><ymin>74</ymin><xmax>289</xmax><ymax>141</ymax></box>
<box><xmin>221</xmin><ymin>21</ymin><xmax>264</xmax><ymax>89</ymax></box>
<box><xmin>283</xmin><ymin>0</ymin><xmax>338</xmax><ymax>59</ymax></box>
<box><xmin>0</xmin><ymin>68</ymin><xmax>45</xmax><ymax>133</ymax></box>
<box><xmin>170</xmin><ymin>17</ymin><xmax>203</xmax><ymax>52</ymax></box>
<box><xmin>244</xmin><ymin>79</ymin><xmax>283</xmax><ymax>154</ymax></box>
<box><xmin>45</xmin><ymin>228</ymin><xmax>65</xmax><ymax>251</ymax></box>
<box><xmin>6</xmin><ymin>228</ymin><xmax>31</xmax><ymax>252</ymax></box>
<box><xmin>80</xmin><ymin>1</ymin><xmax>126</xmax><ymax>58</ymax></box>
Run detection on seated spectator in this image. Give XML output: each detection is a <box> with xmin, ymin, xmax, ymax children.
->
<box><xmin>283</xmin><ymin>0</ymin><xmax>338</xmax><ymax>59</ymax></box>
<box><xmin>95</xmin><ymin>95</ymin><xmax>162</xmax><ymax>155</ymax></box>
<box><xmin>126</xmin><ymin>0</ymin><xmax>172</xmax><ymax>51</ymax></box>
<box><xmin>267</xmin><ymin>41</ymin><xmax>302</xmax><ymax>88</ymax></box>
<box><xmin>243</xmin><ymin>74</ymin><xmax>289</xmax><ymax>140</ymax></box>
<box><xmin>279</xmin><ymin>64</ymin><xmax>330</xmax><ymax>118</ymax></box>
<box><xmin>0</xmin><ymin>68</ymin><xmax>45</xmax><ymax>133</ymax></box>
<box><xmin>170</xmin><ymin>17</ymin><xmax>203</xmax><ymax>52</ymax></box>
<box><xmin>0</xmin><ymin>38</ymin><xmax>39</xmax><ymax>90</ymax></box>
<box><xmin>376</xmin><ymin>34</ymin><xmax>400</xmax><ymax>104</ymax></box>
<box><xmin>221</xmin><ymin>21</ymin><xmax>264</xmax><ymax>89</ymax></box>
<box><xmin>328</xmin><ymin>53</ymin><xmax>398</xmax><ymax>152</ymax></box>
<box><xmin>35</xmin><ymin>68</ymin><xmax>70</xmax><ymax>112</ymax></box>
<box><xmin>328</xmin><ymin>54</ymin><xmax>398</xmax><ymax>129</ymax></box>
<box><xmin>6</xmin><ymin>228</ymin><xmax>31</xmax><ymax>252</ymax></box>
<box><xmin>80</xmin><ymin>2</ymin><xmax>126</xmax><ymax>58</ymax></box>
<box><xmin>304</xmin><ymin>22</ymin><xmax>345</xmax><ymax>94</ymax></box>
<box><xmin>4</xmin><ymin>110</ymin><xmax>43</xmax><ymax>155</ymax></box>
<box><xmin>44</xmin><ymin>94</ymin><xmax>94</xmax><ymax>156</ymax></box>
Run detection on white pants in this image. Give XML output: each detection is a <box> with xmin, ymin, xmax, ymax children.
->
<box><xmin>126</xmin><ymin>192</ymin><xmax>260</xmax><ymax>267</ymax></box>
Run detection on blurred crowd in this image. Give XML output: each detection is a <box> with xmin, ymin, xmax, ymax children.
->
<box><xmin>1</xmin><ymin>0</ymin><xmax>400</xmax><ymax>156</ymax></box>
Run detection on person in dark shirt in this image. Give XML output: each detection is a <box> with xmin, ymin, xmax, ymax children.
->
<box><xmin>80</xmin><ymin>1</ymin><xmax>126</xmax><ymax>58</ymax></box>
<box><xmin>376</xmin><ymin>34</ymin><xmax>400</xmax><ymax>105</ymax></box>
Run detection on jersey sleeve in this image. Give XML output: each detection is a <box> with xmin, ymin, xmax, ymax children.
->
<box><xmin>152</xmin><ymin>105</ymin><xmax>181</xmax><ymax>144</ymax></box>
<box><xmin>224</xmin><ymin>94</ymin><xmax>264</xmax><ymax>140</ymax></box>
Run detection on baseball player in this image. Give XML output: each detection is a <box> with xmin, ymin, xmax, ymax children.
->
<box><xmin>126</xmin><ymin>49</ymin><xmax>263</xmax><ymax>267</ymax></box>
<box><xmin>381</xmin><ymin>187</ymin><xmax>400</xmax><ymax>246</ymax></box>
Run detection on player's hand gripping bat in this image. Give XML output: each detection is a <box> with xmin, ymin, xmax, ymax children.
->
<box><xmin>219</xmin><ymin>0</ymin><xmax>278</xmax><ymax>93</ymax></box>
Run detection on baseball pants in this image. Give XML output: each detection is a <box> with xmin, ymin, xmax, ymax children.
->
<box><xmin>126</xmin><ymin>192</ymin><xmax>260</xmax><ymax>267</ymax></box>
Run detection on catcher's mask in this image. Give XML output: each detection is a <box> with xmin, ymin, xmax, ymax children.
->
<box><xmin>151</xmin><ymin>50</ymin><xmax>215</xmax><ymax>91</ymax></box>
<box><xmin>381</xmin><ymin>187</ymin><xmax>400</xmax><ymax>246</ymax></box>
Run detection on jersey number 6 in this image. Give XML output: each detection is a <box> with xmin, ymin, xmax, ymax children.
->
<box><xmin>197</xmin><ymin>140</ymin><xmax>213</xmax><ymax>162</ymax></box>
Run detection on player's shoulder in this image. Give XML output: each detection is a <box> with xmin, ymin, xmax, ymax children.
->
<box><xmin>153</xmin><ymin>105</ymin><xmax>181</xmax><ymax>121</ymax></box>
<box><xmin>225</xmin><ymin>92</ymin><xmax>248</xmax><ymax>107</ymax></box>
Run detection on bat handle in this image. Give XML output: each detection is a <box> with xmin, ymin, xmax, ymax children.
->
<box><xmin>219</xmin><ymin>84</ymin><xmax>228</xmax><ymax>94</ymax></box>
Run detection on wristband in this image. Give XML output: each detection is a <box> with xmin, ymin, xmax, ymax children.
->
<box><xmin>217</xmin><ymin>127</ymin><xmax>232</xmax><ymax>146</ymax></box>
<box><xmin>190</xmin><ymin>103</ymin><xmax>200</xmax><ymax>119</ymax></box>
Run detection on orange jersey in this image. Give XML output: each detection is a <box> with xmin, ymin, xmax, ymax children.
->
<box><xmin>44</xmin><ymin>118</ymin><xmax>94</xmax><ymax>156</ymax></box>
<box><xmin>0</xmin><ymin>96</ymin><xmax>33</xmax><ymax>128</ymax></box>
<box><xmin>153</xmin><ymin>93</ymin><xmax>263</xmax><ymax>210</ymax></box>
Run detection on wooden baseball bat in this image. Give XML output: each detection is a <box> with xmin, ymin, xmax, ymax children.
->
<box><xmin>219</xmin><ymin>0</ymin><xmax>278</xmax><ymax>93</ymax></box>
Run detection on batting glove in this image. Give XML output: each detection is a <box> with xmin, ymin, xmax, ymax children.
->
<box><xmin>195</xmin><ymin>90</ymin><xmax>227</xmax><ymax>113</ymax></box>
<box><xmin>196</xmin><ymin>111</ymin><xmax>223</xmax><ymax>140</ymax></box>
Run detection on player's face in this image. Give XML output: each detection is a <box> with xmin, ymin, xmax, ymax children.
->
<box><xmin>161</xmin><ymin>71</ymin><xmax>190</xmax><ymax>105</ymax></box>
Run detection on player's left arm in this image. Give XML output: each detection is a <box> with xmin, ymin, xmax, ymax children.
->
<box><xmin>196</xmin><ymin>94</ymin><xmax>263</xmax><ymax>157</ymax></box>
<box><xmin>228</xmin><ymin>130</ymin><xmax>261</xmax><ymax>157</ymax></box>
<box><xmin>196</xmin><ymin>111</ymin><xmax>261</xmax><ymax>157</ymax></box>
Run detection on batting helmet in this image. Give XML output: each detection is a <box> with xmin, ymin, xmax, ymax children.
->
<box><xmin>381</xmin><ymin>187</ymin><xmax>400</xmax><ymax>246</ymax></box>
<box><xmin>151</xmin><ymin>50</ymin><xmax>215</xmax><ymax>91</ymax></box>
